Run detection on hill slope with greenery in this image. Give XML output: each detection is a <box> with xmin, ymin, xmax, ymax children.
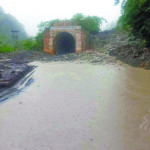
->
<box><xmin>0</xmin><ymin>7</ymin><xmax>27</xmax><ymax>45</ymax></box>
<box><xmin>116</xmin><ymin>0</ymin><xmax>150</xmax><ymax>47</ymax></box>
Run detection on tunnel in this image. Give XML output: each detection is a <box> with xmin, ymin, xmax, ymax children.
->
<box><xmin>54</xmin><ymin>32</ymin><xmax>76</xmax><ymax>55</ymax></box>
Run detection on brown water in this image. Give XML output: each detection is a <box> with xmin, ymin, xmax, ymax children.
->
<box><xmin>0</xmin><ymin>61</ymin><xmax>150</xmax><ymax>150</ymax></box>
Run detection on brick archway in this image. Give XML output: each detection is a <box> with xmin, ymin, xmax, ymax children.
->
<box><xmin>43</xmin><ymin>26</ymin><xmax>86</xmax><ymax>55</ymax></box>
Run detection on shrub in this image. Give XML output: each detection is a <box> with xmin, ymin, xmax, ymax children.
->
<box><xmin>117</xmin><ymin>0</ymin><xmax>150</xmax><ymax>47</ymax></box>
<box><xmin>23</xmin><ymin>38</ymin><xmax>37</xmax><ymax>50</ymax></box>
<box><xmin>0</xmin><ymin>37</ymin><xmax>15</xmax><ymax>53</ymax></box>
<box><xmin>71</xmin><ymin>13</ymin><xmax>104</xmax><ymax>33</ymax></box>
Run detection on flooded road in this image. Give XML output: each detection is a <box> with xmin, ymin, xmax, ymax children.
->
<box><xmin>0</xmin><ymin>61</ymin><xmax>150</xmax><ymax>150</ymax></box>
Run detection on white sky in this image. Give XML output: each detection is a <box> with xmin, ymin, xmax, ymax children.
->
<box><xmin>1</xmin><ymin>0</ymin><xmax>121</xmax><ymax>36</ymax></box>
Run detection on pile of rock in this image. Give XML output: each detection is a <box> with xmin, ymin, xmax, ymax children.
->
<box><xmin>0</xmin><ymin>62</ymin><xmax>31</xmax><ymax>88</ymax></box>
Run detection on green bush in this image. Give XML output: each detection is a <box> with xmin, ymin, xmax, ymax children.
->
<box><xmin>23</xmin><ymin>33</ymin><xmax>44</xmax><ymax>51</ymax></box>
<box><xmin>0</xmin><ymin>43</ymin><xmax>15</xmax><ymax>53</ymax></box>
<box><xmin>0</xmin><ymin>37</ymin><xmax>15</xmax><ymax>53</ymax></box>
<box><xmin>23</xmin><ymin>38</ymin><xmax>37</xmax><ymax>50</ymax></box>
<box><xmin>71</xmin><ymin>13</ymin><xmax>103</xmax><ymax>33</ymax></box>
<box><xmin>117</xmin><ymin>0</ymin><xmax>150</xmax><ymax>47</ymax></box>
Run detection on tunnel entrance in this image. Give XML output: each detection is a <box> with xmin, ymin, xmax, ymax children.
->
<box><xmin>54</xmin><ymin>32</ymin><xmax>75</xmax><ymax>55</ymax></box>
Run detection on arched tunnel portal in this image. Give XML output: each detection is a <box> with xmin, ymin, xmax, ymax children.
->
<box><xmin>54</xmin><ymin>32</ymin><xmax>76</xmax><ymax>55</ymax></box>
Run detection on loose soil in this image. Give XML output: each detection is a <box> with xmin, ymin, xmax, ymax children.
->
<box><xmin>0</xmin><ymin>30</ymin><xmax>149</xmax><ymax>89</ymax></box>
<box><xmin>93</xmin><ymin>30</ymin><xmax>150</xmax><ymax>69</ymax></box>
<box><xmin>0</xmin><ymin>50</ymin><xmax>117</xmax><ymax>89</ymax></box>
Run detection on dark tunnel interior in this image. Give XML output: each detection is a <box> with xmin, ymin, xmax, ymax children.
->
<box><xmin>54</xmin><ymin>32</ymin><xmax>75</xmax><ymax>55</ymax></box>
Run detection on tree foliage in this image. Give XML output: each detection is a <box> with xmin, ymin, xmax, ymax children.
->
<box><xmin>24</xmin><ymin>19</ymin><xmax>61</xmax><ymax>51</ymax></box>
<box><xmin>37</xmin><ymin>19</ymin><xmax>60</xmax><ymax>33</ymax></box>
<box><xmin>117</xmin><ymin>0</ymin><xmax>150</xmax><ymax>47</ymax></box>
<box><xmin>71</xmin><ymin>13</ymin><xmax>103</xmax><ymax>33</ymax></box>
<box><xmin>0</xmin><ymin>36</ymin><xmax>15</xmax><ymax>53</ymax></box>
<box><xmin>36</xmin><ymin>14</ymin><xmax>103</xmax><ymax>34</ymax></box>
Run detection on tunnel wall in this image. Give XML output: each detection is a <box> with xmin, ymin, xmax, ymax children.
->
<box><xmin>43</xmin><ymin>26</ymin><xmax>86</xmax><ymax>55</ymax></box>
<box><xmin>54</xmin><ymin>32</ymin><xmax>76</xmax><ymax>54</ymax></box>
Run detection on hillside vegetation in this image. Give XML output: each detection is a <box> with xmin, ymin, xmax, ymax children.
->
<box><xmin>0</xmin><ymin>7</ymin><xmax>27</xmax><ymax>52</ymax></box>
<box><xmin>116</xmin><ymin>0</ymin><xmax>150</xmax><ymax>47</ymax></box>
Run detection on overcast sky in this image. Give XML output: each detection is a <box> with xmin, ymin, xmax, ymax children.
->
<box><xmin>1</xmin><ymin>0</ymin><xmax>121</xmax><ymax>36</ymax></box>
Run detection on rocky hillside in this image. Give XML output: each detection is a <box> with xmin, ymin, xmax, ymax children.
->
<box><xmin>92</xmin><ymin>30</ymin><xmax>150</xmax><ymax>69</ymax></box>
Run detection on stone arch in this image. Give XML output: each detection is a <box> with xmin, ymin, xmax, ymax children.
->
<box><xmin>43</xmin><ymin>26</ymin><xmax>86</xmax><ymax>55</ymax></box>
<box><xmin>53</xmin><ymin>32</ymin><xmax>76</xmax><ymax>55</ymax></box>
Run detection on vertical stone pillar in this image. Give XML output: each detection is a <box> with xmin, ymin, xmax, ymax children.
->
<box><xmin>75</xmin><ymin>31</ymin><xmax>82</xmax><ymax>53</ymax></box>
<box><xmin>43</xmin><ymin>29</ymin><xmax>55</xmax><ymax>55</ymax></box>
<box><xmin>81</xmin><ymin>32</ymin><xmax>86</xmax><ymax>51</ymax></box>
<box><xmin>43</xmin><ymin>30</ymin><xmax>50</xmax><ymax>53</ymax></box>
<box><xmin>48</xmin><ymin>30</ymin><xmax>55</xmax><ymax>54</ymax></box>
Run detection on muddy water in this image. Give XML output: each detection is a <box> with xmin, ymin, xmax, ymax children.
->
<box><xmin>0</xmin><ymin>61</ymin><xmax>150</xmax><ymax>150</ymax></box>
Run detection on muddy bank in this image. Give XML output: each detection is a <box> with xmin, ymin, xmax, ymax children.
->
<box><xmin>0</xmin><ymin>61</ymin><xmax>34</xmax><ymax>90</ymax></box>
<box><xmin>93</xmin><ymin>30</ymin><xmax>150</xmax><ymax>69</ymax></box>
<box><xmin>0</xmin><ymin>58</ymin><xmax>35</xmax><ymax>102</ymax></box>
<box><xmin>109</xmin><ymin>43</ymin><xmax>150</xmax><ymax>69</ymax></box>
<box><xmin>2</xmin><ymin>29</ymin><xmax>149</xmax><ymax>90</ymax></box>
<box><xmin>0</xmin><ymin>50</ymin><xmax>114</xmax><ymax>64</ymax></box>
<box><xmin>0</xmin><ymin>50</ymin><xmax>116</xmax><ymax>91</ymax></box>
<box><xmin>0</xmin><ymin>51</ymin><xmax>35</xmax><ymax>90</ymax></box>
<box><xmin>0</xmin><ymin>63</ymin><xmax>29</xmax><ymax>87</ymax></box>
<box><xmin>0</xmin><ymin>61</ymin><xmax>150</xmax><ymax>150</ymax></box>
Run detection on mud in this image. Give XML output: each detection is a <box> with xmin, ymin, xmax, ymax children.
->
<box><xmin>0</xmin><ymin>68</ymin><xmax>34</xmax><ymax>102</ymax></box>
<box><xmin>0</xmin><ymin>50</ymin><xmax>115</xmax><ymax>89</ymax></box>
<box><xmin>0</xmin><ymin>61</ymin><xmax>150</xmax><ymax>150</ymax></box>
<box><xmin>0</xmin><ymin>45</ymin><xmax>150</xmax><ymax>150</ymax></box>
<box><xmin>0</xmin><ymin>29</ymin><xmax>149</xmax><ymax>93</ymax></box>
<box><xmin>0</xmin><ymin>50</ymin><xmax>116</xmax><ymax>100</ymax></box>
<box><xmin>0</xmin><ymin>62</ymin><xmax>33</xmax><ymax>88</ymax></box>
<box><xmin>0</xmin><ymin>50</ymin><xmax>113</xmax><ymax>63</ymax></box>
<box><xmin>93</xmin><ymin>30</ymin><xmax>150</xmax><ymax>69</ymax></box>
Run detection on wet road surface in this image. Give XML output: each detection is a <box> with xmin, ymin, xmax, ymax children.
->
<box><xmin>0</xmin><ymin>61</ymin><xmax>150</xmax><ymax>150</ymax></box>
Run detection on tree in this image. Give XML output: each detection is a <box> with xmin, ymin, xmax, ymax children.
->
<box><xmin>117</xmin><ymin>0</ymin><xmax>150</xmax><ymax>47</ymax></box>
<box><xmin>37</xmin><ymin>19</ymin><xmax>60</xmax><ymax>33</ymax></box>
<box><xmin>71</xmin><ymin>13</ymin><xmax>103</xmax><ymax>33</ymax></box>
<box><xmin>0</xmin><ymin>36</ymin><xmax>15</xmax><ymax>52</ymax></box>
